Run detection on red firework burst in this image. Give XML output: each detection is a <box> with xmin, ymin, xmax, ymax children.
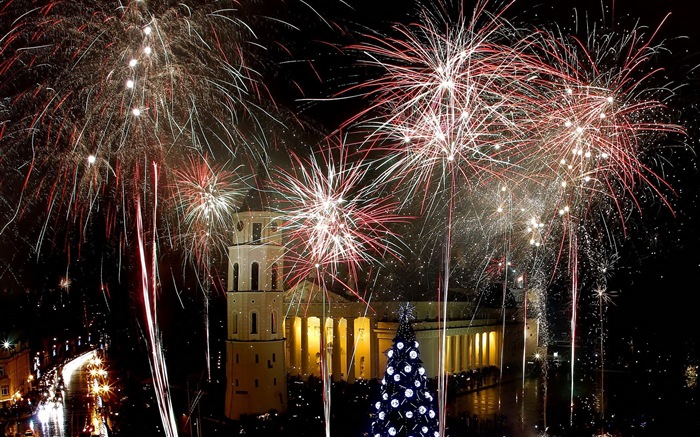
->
<box><xmin>272</xmin><ymin>136</ymin><xmax>407</xmax><ymax>297</ymax></box>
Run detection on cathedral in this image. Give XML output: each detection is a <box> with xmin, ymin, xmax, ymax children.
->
<box><xmin>224</xmin><ymin>209</ymin><xmax>537</xmax><ymax>420</ymax></box>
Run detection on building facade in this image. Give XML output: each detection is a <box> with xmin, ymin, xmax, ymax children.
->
<box><xmin>283</xmin><ymin>290</ymin><xmax>538</xmax><ymax>382</ymax></box>
<box><xmin>225</xmin><ymin>211</ymin><xmax>287</xmax><ymax>420</ymax></box>
<box><xmin>224</xmin><ymin>209</ymin><xmax>538</xmax><ymax>419</ymax></box>
<box><xmin>0</xmin><ymin>341</ymin><xmax>32</xmax><ymax>408</ymax></box>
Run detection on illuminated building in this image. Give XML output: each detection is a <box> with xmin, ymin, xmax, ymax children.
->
<box><xmin>224</xmin><ymin>208</ymin><xmax>538</xmax><ymax>420</ymax></box>
<box><xmin>225</xmin><ymin>210</ymin><xmax>287</xmax><ymax>420</ymax></box>
<box><xmin>283</xmin><ymin>284</ymin><xmax>538</xmax><ymax>382</ymax></box>
<box><xmin>0</xmin><ymin>339</ymin><xmax>32</xmax><ymax>408</ymax></box>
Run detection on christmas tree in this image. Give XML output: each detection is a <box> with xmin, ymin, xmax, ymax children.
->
<box><xmin>372</xmin><ymin>303</ymin><xmax>439</xmax><ymax>437</ymax></box>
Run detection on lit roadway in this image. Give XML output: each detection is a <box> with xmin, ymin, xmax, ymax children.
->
<box><xmin>3</xmin><ymin>351</ymin><xmax>108</xmax><ymax>437</ymax></box>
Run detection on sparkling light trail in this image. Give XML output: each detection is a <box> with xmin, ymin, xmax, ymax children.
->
<box><xmin>341</xmin><ymin>1</ymin><xmax>685</xmax><ymax>433</ymax></box>
<box><xmin>273</xmin><ymin>138</ymin><xmax>406</xmax><ymax>297</ymax></box>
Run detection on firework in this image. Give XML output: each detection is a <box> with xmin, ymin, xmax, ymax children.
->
<box><xmin>341</xmin><ymin>3</ymin><xmax>541</xmax><ymax>432</ymax></box>
<box><xmin>0</xmin><ymin>1</ymin><xmax>273</xmax><ymax>433</ymax></box>
<box><xmin>524</xmin><ymin>23</ymin><xmax>684</xmax><ymax>423</ymax></box>
<box><xmin>339</xmin><ymin>0</ymin><xmax>685</xmax><ymax>432</ymax></box>
<box><xmin>168</xmin><ymin>154</ymin><xmax>246</xmax><ymax>380</ymax></box>
<box><xmin>343</xmin><ymin>4</ymin><xmax>540</xmax><ymax>209</ymax></box>
<box><xmin>525</xmin><ymin>26</ymin><xmax>682</xmax><ymax>225</ymax></box>
<box><xmin>0</xmin><ymin>0</ymin><xmax>270</xmax><ymax>248</ymax></box>
<box><xmin>271</xmin><ymin>135</ymin><xmax>406</xmax><ymax>437</ymax></box>
<box><xmin>170</xmin><ymin>154</ymin><xmax>246</xmax><ymax>272</ymax></box>
<box><xmin>273</xmin><ymin>136</ymin><xmax>406</xmax><ymax>297</ymax></box>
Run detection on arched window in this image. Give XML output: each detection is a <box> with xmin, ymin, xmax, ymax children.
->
<box><xmin>233</xmin><ymin>263</ymin><xmax>239</xmax><ymax>291</ymax></box>
<box><xmin>271</xmin><ymin>311</ymin><xmax>277</xmax><ymax>334</ymax></box>
<box><xmin>271</xmin><ymin>263</ymin><xmax>278</xmax><ymax>290</ymax></box>
<box><xmin>251</xmin><ymin>311</ymin><xmax>258</xmax><ymax>334</ymax></box>
<box><xmin>251</xmin><ymin>262</ymin><xmax>259</xmax><ymax>290</ymax></box>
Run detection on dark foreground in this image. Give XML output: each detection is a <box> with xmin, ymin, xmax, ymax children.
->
<box><xmin>108</xmin><ymin>361</ymin><xmax>698</xmax><ymax>437</ymax></box>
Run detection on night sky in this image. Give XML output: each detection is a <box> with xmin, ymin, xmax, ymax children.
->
<box><xmin>271</xmin><ymin>0</ymin><xmax>700</xmax><ymax>345</ymax></box>
<box><xmin>1</xmin><ymin>0</ymin><xmax>699</xmax><ymax>371</ymax></box>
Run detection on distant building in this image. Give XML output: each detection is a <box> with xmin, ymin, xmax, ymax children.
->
<box><xmin>224</xmin><ymin>209</ymin><xmax>538</xmax><ymax>420</ymax></box>
<box><xmin>0</xmin><ymin>340</ymin><xmax>32</xmax><ymax>408</ymax></box>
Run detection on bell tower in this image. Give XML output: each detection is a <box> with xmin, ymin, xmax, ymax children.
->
<box><xmin>225</xmin><ymin>210</ymin><xmax>287</xmax><ymax>419</ymax></box>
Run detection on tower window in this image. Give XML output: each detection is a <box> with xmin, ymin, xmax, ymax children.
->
<box><xmin>255</xmin><ymin>354</ymin><xmax>259</xmax><ymax>364</ymax></box>
<box><xmin>251</xmin><ymin>312</ymin><xmax>258</xmax><ymax>334</ymax></box>
<box><xmin>233</xmin><ymin>263</ymin><xmax>239</xmax><ymax>292</ymax></box>
<box><xmin>274</xmin><ymin>378</ymin><xmax>277</xmax><ymax>386</ymax></box>
<box><xmin>272</xmin><ymin>353</ymin><xmax>276</xmax><ymax>362</ymax></box>
<box><xmin>236</xmin><ymin>354</ymin><xmax>239</xmax><ymax>363</ymax></box>
<box><xmin>233</xmin><ymin>313</ymin><xmax>238</xmax><ymax>334</ymax></box>
<box><xmin>251</xmin><ymin>262</ymin><xmax>259</xmax><ymax>290</ymax></box>
<box><xmin>271</xmin><ymin>263</ymin><xmax>278</xmax><ymax>290</ymax></box>
<box><xmin>255</xmin><ymin>379</ymin><xmax>259</xmax><ymax>388</ymax></box>
<box><xmin>253</xmin><ymin>222</ymin><xmax>262</xmax><ymax>244</ymax></box>
<box><xmin>271</xmin><ymin>311</ymin><xmax>277</xmax><ymax>334</ymax></box>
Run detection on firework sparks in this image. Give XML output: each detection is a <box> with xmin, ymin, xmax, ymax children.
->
<box><xmin>273</xmin><ymin>137</ymin><xmax>406</xmax><ymax>296</ymax></box>
<box><xmin>170</xmin><ymin>155</ymin><xmax>245</xmax><ymax>271</ymax></box>
<box><xmin>521</xmin><ymin>22</ymin><xmax>685</xmax><ymax>233</ymax></box>
<box><xmin>1</xmin><ymin>2</ymin><xmax>272</xmax><ymax>433</ymax></box>
<box><xmin>0</xmin><ymin>0</ymin><xmax>269</xmax><ymax>248</ymax></box>
<box><xmin>136</xmin><ymin>163</ymin><xmax>178</xmax><ymax>437</ymax></box>
<box><xmin>343</xmin><ymin>3</ymin><xmax>541</xmax><ymax>211</ymax></box>
<box><xmin>338</xmin><ymin>0</ymin><xmax>685</xmax><ymax>433</ymax></box>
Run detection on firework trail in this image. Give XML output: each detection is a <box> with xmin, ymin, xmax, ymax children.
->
<box><xmin>593</xmin><ymin>282</ymin><xmax>617</xmax><ymax>428</ymax></box>
<box><xmin>0</xmin><ymin>0</ymin><xmax>272</xmax><ymax>249</ymax></box>
<box><xmin>0</xmin><ymin>0</ymin><xmax>276</xmax><ymax>430</ymax></box>
<box><xmin>272</xmin><ymin>136</ymin><xmax>406</xmax><ymax>437</ymax></box>
<box><xmin>136</xmin><ymin>163</ymin><xmax>178</xmax><ymax>437</ymax></box>
<box><xmin>342</xmin><ymin>1</ymin><xmax>545</xmax><ymax>432</ymax></box>
<box><xmin>273</xmin><ymin>137</ymin><xmax>406</xmax><ymax>297</ymax></box>
<box><xmin>169</xmin><ymin>154</ymin><xmax>246</xmax><ymax>380</ymax></box>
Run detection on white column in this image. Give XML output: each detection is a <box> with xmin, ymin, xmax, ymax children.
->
<box><xmin>301</xmin><ymin>317</ymin><xmax>309</xmax><ymax>377</ymax></box>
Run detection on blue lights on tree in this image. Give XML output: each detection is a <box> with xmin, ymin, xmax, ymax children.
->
<box><xmin>372</xmin><ymin>303</ymin><xmax>439</xmax><ymax>437</ymax></box>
